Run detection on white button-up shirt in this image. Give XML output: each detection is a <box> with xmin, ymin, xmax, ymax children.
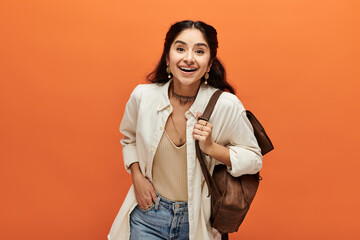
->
<box><xmin>108</xmin><ymin>80</ymin><xmax>262</xmax><ymax>240</ymax></box>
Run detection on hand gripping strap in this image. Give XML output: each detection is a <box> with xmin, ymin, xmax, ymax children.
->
<box><xmin>195</xmin><ymin>89</ymin><xmax>223</xmax><ymax>199</ymax></box>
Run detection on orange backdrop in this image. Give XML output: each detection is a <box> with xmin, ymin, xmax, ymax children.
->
<box><xmin>1</xmin><ymin>0</ymin><xmax>359</xmax><ymax>239</ymax></box>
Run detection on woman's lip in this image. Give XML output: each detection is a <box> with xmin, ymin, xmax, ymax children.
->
<box><xmin>178</xmin><ymin>66</ymin><xmax>197</xmax><ymax>75</ymax></box>
<box><xmin>179</xmin><ymin>66</ymin><xmax>197</xmax><ymax>69</ymax></box>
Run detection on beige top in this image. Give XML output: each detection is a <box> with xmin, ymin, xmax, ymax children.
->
<box><xmin>152</xmin><ymin>131</ymin><xmax>188</xmax><ymax>202</ymax></box>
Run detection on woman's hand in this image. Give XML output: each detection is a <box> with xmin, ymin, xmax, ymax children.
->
<box><xmin>130</xmin><ymin>163</ymin><xmax>157</xmax><ymax>210</ymax></box>
<box><xmin>211</xmin><ymin>227</ymin><xmax>222</xmax><ymax>240</ymax></box>
<box><xmin>193</xmin><ymin>112</ymin><xmax>214</xmax><ymax>155</ymax></box>
<box><xmin>193</xmin><ymin>112</ymin><xmax>232</xmax><ymax>167</ymax></box>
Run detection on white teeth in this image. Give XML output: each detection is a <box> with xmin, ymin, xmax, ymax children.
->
<box><xmin>179</xmin><ymin>67</ymin><xmax>197</xmax><ymax>72</ymax></box>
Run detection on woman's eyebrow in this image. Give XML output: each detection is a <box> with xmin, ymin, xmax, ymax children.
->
<box><xmin>174</xmin><ymin>40</ymin><xmax>208</xmax><ymax>48</ymax></box>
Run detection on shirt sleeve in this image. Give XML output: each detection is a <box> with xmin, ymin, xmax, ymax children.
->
<box><xmin>119</xmin><ymin>85</ymin><xmax>142</xmax><ymax>174</ymax></box>
<box><xmin>225</xmin><ymin>105</ymin><xmax>263</xmax><ymax>177</ymax></box>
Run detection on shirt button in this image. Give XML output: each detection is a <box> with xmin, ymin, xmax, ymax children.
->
<box><xmin>160</xmin><ymin>126</ymin><xmax>163</xmax><ymax>130</ymax></box>
<box><xmin>150</xmin><ymin>148</ymin><xmax>154</xmax><ymax>153</ymax></box>
<box><xmin>167</xmin><ymin>106</ymin><xmax>171</xmax><ymax>111</ymax></box>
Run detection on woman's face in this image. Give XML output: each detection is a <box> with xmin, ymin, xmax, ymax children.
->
<box><xmin>166</xmin><ymin>28</ymin><xmax>212</xmax><ymax>87</ymax></box>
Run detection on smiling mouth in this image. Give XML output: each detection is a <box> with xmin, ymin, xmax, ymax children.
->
<box><xmin>179</xmin><ymin>67</ymin><xmax>197</xmax><ymax>72</ymax></box>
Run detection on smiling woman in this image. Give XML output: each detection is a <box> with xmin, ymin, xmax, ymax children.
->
<box><xmin>107</xmin><ymin>20</ymin><xmax>262</xmax><ymax>240</ymax></box>
<box><xmin>167</xmin><ymin>29</ymin><xmax>211</xmax><ymax>91</ymax></box>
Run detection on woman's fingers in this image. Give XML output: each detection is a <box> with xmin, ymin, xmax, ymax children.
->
<box><xmin>193</xmin><ymin>122</ymin><xmax>211</xmax><ymax>142</ymax></box>
<box><xmin>143</xmin><ymin>180</ymin><xmax>155</xmax><ymax>205</ymax></box>
<box><xmin>139</xmin><ymin>192</ymin><xmax>153</xmax><ymax>210</ymax></box>
<box><xmin>193</xmin><ymin>113</ymin><xmax>214</xmax><ymax>154</ymax></box>
<box><xmin>133</xmin><ymin>174</ymin><xmax>156</xmax><ymax>210</ymax></box>
<box><xmin>195</xmin><ymin>112</ymin><xmax>212</xmax><ymax>134</ymax></box>
<box><xmin>146</xmin><ymin>179</ymin><xmax>157</xmax><ymax>203</ymax></box>
<box><xmin>193</xmin><ymin>127</ymin><xmax>210</xmax><ymax>135</ymax></box>
<box><xmin>194</xmin><ymin>134</ymin><xmax>207</xmax><ymax>141</ymax></box>
<box><xmin>150</xmin><ymin>188</ymin><xmax>157</xmax><ymax>203</ymax></box>
<box><xmin>141</xmin><ymin>201</ymin><xmax>153</xmax><ymax>210</ymax></box>
<box><xmin>137</xmin><ymin>195</ymin><xmax>149</xmax><ymax>210</ymax></box>
<box><xmin>195</xmin><ymin>122</ymin><xmax>212</xmax><ymax>130</ymax></box>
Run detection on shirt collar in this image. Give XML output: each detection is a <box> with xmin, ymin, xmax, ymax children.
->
<box><xmin>157</xmin><ymin>80</ymin><xmax>172</xmax><ymax>112</ymax></box>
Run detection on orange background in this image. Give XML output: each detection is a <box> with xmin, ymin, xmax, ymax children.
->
<box><xmin>1</xmin><ymin>0</ymin><xmax>359</xmax><ymax>239</ymax></box>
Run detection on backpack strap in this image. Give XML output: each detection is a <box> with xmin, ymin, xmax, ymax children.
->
<box><xmin>198</xmin><ymin>90</ymin><xmax>223</xmax><ymax>122</ymax></box>
<box><xmin>221</xmin><ymin>233</ymin><xmax>229</xmax><ymax>240</ymax></box>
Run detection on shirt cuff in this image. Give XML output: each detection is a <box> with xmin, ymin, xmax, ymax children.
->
<box><xmin>123</xmin><ymin>145</ymin><xmax>139</xmax><ymax>174</ymax></box>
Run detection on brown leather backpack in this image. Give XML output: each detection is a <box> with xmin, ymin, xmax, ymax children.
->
<box><xmin>195</xmin><ymin>90</ymin><xmax>274</xmax><ymax>240</ymax></box>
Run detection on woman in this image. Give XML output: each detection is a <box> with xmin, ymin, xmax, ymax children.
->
<box><xmin>107</xmin><ymin>20</ymin><xmax>262</xmax><ymax>240</ymax></box>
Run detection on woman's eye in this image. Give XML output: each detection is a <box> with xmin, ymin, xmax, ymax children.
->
<box><xmin>176</xmin><ymin>47</ymin><xmax>185</xmax><ymax>52</ymax></box>
<box><xmin>196</xmin><ymin>50</ymin><xmax>204</xmax><ymax>54</ymax></box>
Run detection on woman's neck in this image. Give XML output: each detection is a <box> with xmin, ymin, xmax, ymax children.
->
<box><xmin>169</xmin><ymin>80</ymin><xmax>201</xmax><ymax>107</ymax></box>
<box><xmin>172</xmin><ymin>80</ymin><xmax>201</xmax><ymax>97</ymax></box>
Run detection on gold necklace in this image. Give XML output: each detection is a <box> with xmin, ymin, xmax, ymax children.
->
<box><xmin>170</xmin><ymin>114</ymin><xmax>184</xmax><ymax>144</ymax></box>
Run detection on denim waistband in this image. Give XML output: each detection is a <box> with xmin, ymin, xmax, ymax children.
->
<box><xmin>154</xmin><ymin>192</ymin><xmax>188</xmax><ymax>212</ymax></box>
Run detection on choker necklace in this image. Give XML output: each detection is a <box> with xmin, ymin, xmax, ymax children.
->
<box><xmin>171</xmin><ymin>83</ymin><xmax>198</xmax><ymax>104</ymax></box>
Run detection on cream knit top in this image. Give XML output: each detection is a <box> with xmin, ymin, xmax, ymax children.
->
<box><xmin>152</xmin><ymin>131</ymin><xmax>188</xmax><ymax>202</ymax></box>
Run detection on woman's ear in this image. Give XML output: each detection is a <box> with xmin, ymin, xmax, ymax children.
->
<box><xmin>166</xmin><ymin>55</ymin><xmax>169</xmax><ymax>66</ymax></box>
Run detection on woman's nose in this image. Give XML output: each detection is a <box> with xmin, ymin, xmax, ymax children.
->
<box><xmin>184</xmin><ymin>52</ymin><xmax>194</xmax><ymax>65</ymax></box>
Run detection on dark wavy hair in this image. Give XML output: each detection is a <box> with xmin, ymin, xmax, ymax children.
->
<box><xmin>146</xmin><ymin>20</ymin><xmax>235</xmax><ymax>94</ymax></box>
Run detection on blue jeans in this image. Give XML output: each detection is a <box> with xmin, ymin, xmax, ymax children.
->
<box><xmin>129</xmin><ymin>193</ymin><xmax>189</xmax><ymax>240</ymax></box>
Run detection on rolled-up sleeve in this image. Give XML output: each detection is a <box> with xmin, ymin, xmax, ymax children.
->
<box><xmin>226</xmin><ymin>109</ymin><xmax>263</xmax><ymax>177</ymax></box>
<box><xmin>119</xmin><ymin>86</ymin><xmax>142</xmax><ymax>174</ymax></box>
